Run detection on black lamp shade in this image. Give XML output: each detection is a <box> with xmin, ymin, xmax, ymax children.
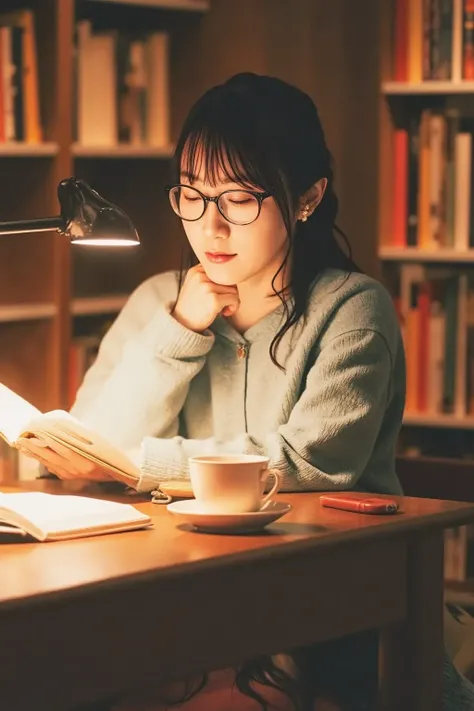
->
<box><xmin>58</xmin><ymin>178</ymin><xmax>140</xmax><ymax>246</ymax></box>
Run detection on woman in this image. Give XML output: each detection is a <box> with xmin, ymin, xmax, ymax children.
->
<box><xmin>20</xmin><ymin>72</ymin><xmax>404</xmax><ymax>497</ymax></box>
<box><xmin>18</xmin><ymin>73</ymin><xmax>472</xmax><ymax>710</ymax></box>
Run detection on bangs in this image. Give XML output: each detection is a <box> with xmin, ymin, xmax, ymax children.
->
<box><xmin>176</xmin><ymin>122</ymin><xmax>279</xmax><ymax>193</ymax></box>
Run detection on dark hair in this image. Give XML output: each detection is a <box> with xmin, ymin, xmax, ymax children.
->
<box><xmin>173</xmin><ymin>72</ymin><xmax>360</xmax><ymax>369</ymax></box>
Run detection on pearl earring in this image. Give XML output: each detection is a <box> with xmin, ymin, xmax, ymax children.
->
<box><xmin>300</xmin><ymin>204</ymin><xmax>310</xmax><ymax>222</ymax></box>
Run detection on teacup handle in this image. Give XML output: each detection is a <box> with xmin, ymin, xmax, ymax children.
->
<box><xmin>261</xmin><ymin>468</ymin><xmax>282</xmax><ymax>506</ymax></box>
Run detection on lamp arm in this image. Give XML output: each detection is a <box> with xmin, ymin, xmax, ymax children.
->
<box><xmin>0</xmin><ymin>216</ymin><xmax>64</xmax><ymax>236</ymax></box>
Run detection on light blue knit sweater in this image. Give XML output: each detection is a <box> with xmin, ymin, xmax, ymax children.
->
<box><xmin>71</xmin><ymin>268</ymin><xmax>405</xmax><ymax>495</ymax></box>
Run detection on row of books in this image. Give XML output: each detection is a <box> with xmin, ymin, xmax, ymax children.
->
<box><xmin>75</xmin><ymin>20</ymin><xmax>170</xmax><ymax>147</ymax></box>
<box><xmin>393</xmin><ymin>0</ymin><xmax>474</xmax><ymax>82</ymax></box>
<box><xmin>391</xmin><ymin>109</ymin><xmax>474</xmax><ymax>250</ymax></box>
<box><xmin>0</xmin><ymin>8</ymin><xmax>170</xmax><ymax>147</ymax></box>
<box><xmin>398</xmin><ymin>265</ymin><xmax>474</xmax><ymax>416</ymax></box>
<box><xmin>0</xmin><ymin>9</ymin><xmax>42</xmax><ymax>143</ymax></box>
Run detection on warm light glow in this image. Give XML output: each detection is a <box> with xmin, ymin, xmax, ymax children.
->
<box><xmin>71</xmin><ymin>238</ymin><xmax>139</xmax><ymax>247</ymax></box>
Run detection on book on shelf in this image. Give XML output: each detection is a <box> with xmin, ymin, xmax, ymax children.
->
<box><xmin>0</xmin><ymin>8</ymin><xmax>42</xmax><ymax>143</ymax></box>
<box><xmin>393</xmin><ymin>0</ymin><xmax>474</xmax><ymax>83</ymax></box>
<box><xmin>388</xmin><ymin>108</ymin><xmax>474</xmax><ymax>251</ymax></box>
<box><xmin>0</xmin><ymin>491</ymin><xmax>151</xmax><ymax>542</ymax></box>
<box><xmin>0</xmin><ymin>383</ymin><xmax>141</xmax><ymax>489</ymax></box>
<box><xmin>397</xmin><ymin>264</ymin><xmax>474</xmax><ymax>417</ymax></box>
<box><xmin>75</xmin><ymin>20</ymin><xmax>169</xmax><ymax>147</ymax></box>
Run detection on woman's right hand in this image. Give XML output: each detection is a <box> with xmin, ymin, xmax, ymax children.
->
<box><xmin>171</xmin><ymin>264</ymin><xmax>240</xmax><ymax>332</ymax></box>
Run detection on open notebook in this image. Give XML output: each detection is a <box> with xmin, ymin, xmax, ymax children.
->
<box><xmin>0</xmin><ymin>491</ymin><xmax>152</xmax><ymax>541</ymax></box>
<box><xmin>0</xmin><ymin>383</ymin><xmax>140</xmax><ymax>486</ymax></box>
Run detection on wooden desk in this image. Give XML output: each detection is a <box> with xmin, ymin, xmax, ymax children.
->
<box><xmin>2</xmin><ymin>480</ymin><xmax>474</xmax><ymax>711</ymax></box>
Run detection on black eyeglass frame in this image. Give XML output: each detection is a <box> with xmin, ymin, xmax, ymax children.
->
<box><xmin>165</xmin><ymin>184</ymin><xmax>272</xmax><ymax>225</ymax></box>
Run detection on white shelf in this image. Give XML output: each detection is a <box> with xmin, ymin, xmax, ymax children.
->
<box><xmin>404</xmin><ymin>413</ymin><xmax>474</xmax><ymax>430</ymax></box>
<box><xmin>0</xmin><ymin>303</ymin><xmax>57</xmax><ymax>323</ymax></box>
<box><xmin>87</xmin><ymin>0</ymin><xmax>209</xmax><ymax>9</ymax></box>
<box><xmin>71</xmin><ymin>294</ymin><xmax>129</xmax><ymax>316</ymax></box>
<box><xmin>379</xmin><ymin>247</ymin><xmax>474</xmax><ymax>263</ymax></box>
<box><xmin>382</xmin><ymin>81</ymin><xmax>474</xmax><ymax>95</ymax></box>
<box><xmin>72</xmin><ymin>143</ymin><xmax>174</xmax><ymax>158</ymax></box>
<box><xmin>0</xmin><ymin>142</ymin><xmax>59</xmax><ymax>157</ymax></box>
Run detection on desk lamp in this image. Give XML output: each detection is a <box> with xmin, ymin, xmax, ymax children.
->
<box><xmin>0</xmin><ymin>177</ymin><xmax>140</xmax><ymax>246</ymax></box>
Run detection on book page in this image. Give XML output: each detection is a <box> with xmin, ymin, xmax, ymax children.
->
<box><xmin>24</xmin><ymin>413</ymin><xmax>141</xmax><ymax>483</ymax></box>
<box><xmin>0</xmin><ymin>383</ymin><xmax>42</xmax><ymax>445</ymax></box>
<box><xmin>0</xmin><ymin>492</ymin><xmax>151</xmax><ymax>540</ymax></box>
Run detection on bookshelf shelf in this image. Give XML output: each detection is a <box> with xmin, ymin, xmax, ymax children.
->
<box><xmin>71</xmin><ymin>295</ymin><xmax>129</xmax><ymax>315</ymax></box>
<box><xmin>379</xmin><ymin>247</ymin><xmax>474</xmax><ymax>263</ymax></box>
<box><xmin>404</xmin><ymin>413</ymin><xmax>474</xmax><ymax>430</ymax></box>
<box><xmin>0</xmin><ymin>304</ymin><xmax>57</xmax><ymax>323</ymax></box>
<box><xmin>72</xmin><ymin>143</ymin><xmax>175</xmax><ymax>159</ymax></box>
<box><xmin>382</xmin><ymin>81</ymin><xmax>474</xmax><ymax>95</ymax></box>
<box><xmin>0</xmin><ymin>142</ymin><xmax>60</xmax><ymax>157</ymax></box>
<box><xmin>87</xmin><ymin>0</ymin><xmax>210</xmax><ymax>11</ymax></box>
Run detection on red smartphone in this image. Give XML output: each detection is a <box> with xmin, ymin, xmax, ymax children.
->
<box><xmin>320</xmin><ymin>493</ymin><xmax>399</xmax><ymax>515</ymax></box>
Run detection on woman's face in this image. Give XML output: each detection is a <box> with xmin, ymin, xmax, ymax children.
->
<box><xmin>178</xmin><ymin>156</ymin><xmax>290</xmax><ymax>289</ymax></box>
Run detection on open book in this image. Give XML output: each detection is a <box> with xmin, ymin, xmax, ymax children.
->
<box><xmin>0</xmin><ymin>491</ymin><xmax>152</xmax><ymax>541</ymax></box>
<box><xmin>0</xmin><ymin>383</ymin><xmax>140</xmax><ymax>486</ymax></box>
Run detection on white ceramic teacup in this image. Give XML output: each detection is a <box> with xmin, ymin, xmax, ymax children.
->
<box><xmin>188</xmin><ymin>454</ymin><xmax>282</xmax><ymax>514</ymax></box>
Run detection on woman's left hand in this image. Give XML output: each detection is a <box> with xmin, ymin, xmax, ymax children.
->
<box><xmin>16</xmin><ymin>434</ymin><xmax>114</xmax><ymax>481</ymax></box>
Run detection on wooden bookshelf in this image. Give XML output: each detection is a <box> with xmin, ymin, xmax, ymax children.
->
<box><xmin>403</xmin><ymin>413</ymin><xmax>474</xmax><ymax>430</ymax></box>
<box><xmin>0</xmin><ymin>0</ymin><xmax>210</xmax><ymax>414</ymax></box>
<box><xmin>0</xmin><ymin>142</ymin><xmax>59</xmax><ymax>156</ymax></box>
<box><xmin>71</xmin><ymin>294</ymin><xmax>129</xmax><ymax>315</ymax></box>
<box><xmin>382</xmin><ymin>81</ymin><xmax>474</xmax><ymax>95</ymax></box>
<box><xmin>378</xmin><ymin>0</ymin><xmax>474</xmax><ymax>475</ymax></box>
<box><xmin>88</xmin><ymin>0</ymin><xmax>210</xmax><ymax>10</ymax></box>
<box><xmin>0</xmin><ymin>304</ymin><xmax>57</xmax><ymax>323</ymax></box>
<box><xmin>379</xmin><ymin>247</ymin><xmax>474</xmax><ymax>263</ymax></box>
<box><xmin>71</xmin><ymin>143</ymin><xmax>175</xmax><ymax>158</ymax></box>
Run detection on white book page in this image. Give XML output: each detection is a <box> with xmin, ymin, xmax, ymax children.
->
<box><xmin>0</xmin><ymin>384</ymin><xmax>42</xmax><ymax>444</ymax></box>
<box><xmin>25</xmin><ymin>413</ymin><xmax>141</xmax><ymax>481</ymax></box>
<box><xmin>0</xmin><ymin>492</ymin><xmax>150</xmax><ymax>538</ymax></box>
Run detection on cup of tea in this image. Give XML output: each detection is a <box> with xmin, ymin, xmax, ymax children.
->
<box><xmin>188</xmin><ymin>454</ymin><xmax>282</xmax><ymax>514</ymax></box>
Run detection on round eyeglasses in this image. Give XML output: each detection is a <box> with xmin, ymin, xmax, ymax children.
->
<box><xmin>166</xmin><ymin>185</ymin><xmax>271</xmax><ymax>226</ymax></box>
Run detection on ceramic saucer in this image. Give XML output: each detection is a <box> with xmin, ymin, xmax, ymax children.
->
<box><xmin>166</xmin><ymin>500</ymin><xmax>292</xmax><ymax>534</ymax></box>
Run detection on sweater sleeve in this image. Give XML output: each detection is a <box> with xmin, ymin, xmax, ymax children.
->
<box><xmin>70</xmin><ymin>274</ymin><xmax>215</xmax><ymax>450</ymax></box>
<box><xmin>136</xmin><ymin>328</ymin><xmax>394</xmax><ymax>492</ymax></box>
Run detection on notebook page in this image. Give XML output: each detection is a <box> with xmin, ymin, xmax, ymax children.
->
<box><xmin>0</xmin><ymin>384</ymin><xmax>42</xmax><ymax>444</ymax></box>
<box><xmin>0</xmin><ymin>492</ymin><xmax>150</xmax><ymax>536</ymax></box>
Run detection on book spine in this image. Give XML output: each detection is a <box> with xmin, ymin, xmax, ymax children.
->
<box><xmin>392</xmin><ymin>128</ymin><xmax>408</xmax><ymax>246</ymax></box>
<box><xmin>463</xmin><ymin>0</ymin><xmax>474</xmax><ymax>78</ymax></box>
<box><xmin>394</xmin><ymin>0</ymin><xmax>409</xmax><ymax>80</ymax></box>
<box><xmin>407</xmin><ymin>114</ymin><xmax>421</xmax><ymax>246</ymax></box>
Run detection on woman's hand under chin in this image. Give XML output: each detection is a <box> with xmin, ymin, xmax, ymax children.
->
<box><xmin>171</xmin><ymin>264</ymin><xmax>240</xmax><ymax>332</ymax></box>
<box><xmin>15</xmin><ymin>435</ymin><xmax>114</xmax><ymax>481</ymax></box>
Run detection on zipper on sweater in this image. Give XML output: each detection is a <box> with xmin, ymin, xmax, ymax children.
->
<box><xmin>237</xmin><ymin>342</ymin><xmax>249</xmax><ymax>432</ymax></box>
<box><xmin>237</xmin><ymin>343</ymin><xmax>248</xmax><ymax>359</ymax></box>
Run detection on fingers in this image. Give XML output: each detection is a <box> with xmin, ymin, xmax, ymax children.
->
<box><xmin>17</xmin><ymin>443</ymin><xmax>75</xmax><ymax>480</ymax></box>
<box><xmin>83</xmin><ymin>468</ymin><xmax>115</xmax><ymax>482</ymax></box>
<box><xmin>214</xmin><ymin>293</ymin><xmax>241</xmax><ymax>314</ymax></box>
<box><xmin>17</xmin><ymin>436</ymin><xmax>113</xmax><ymax>482</ymax></box>
<box><xmin>34</xmin><ymin>433</ymin><xmax>77</xmax><ymax>460</ymax></box>
<box><xmin>221</xmin><ymin>302</ymin><xmax>239</xmax><ymax>317</ymax></box>
<box><xmin>17</xmin><ymin>437</ymin><xmax>81</xmax><ymax>479</ymax></box>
